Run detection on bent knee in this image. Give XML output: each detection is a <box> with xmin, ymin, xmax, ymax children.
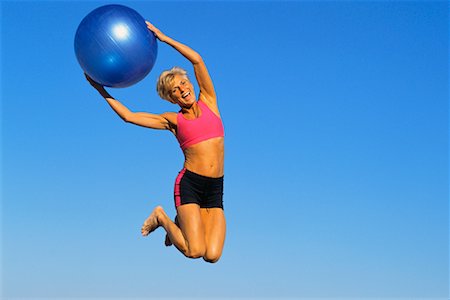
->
<box><xmin>185</xmin><ymin>246</ymin><xmax>206</xmax><ymax>259</ymax></box>
<box><xmin>203</xmin><ymin>256</ymin><xmax>220</xmax><ymax>263</ymax></box>
<box><xmin>203</xmin><ymin>249</ymin><xmax>222</xmax><ymax>263</ymax></box>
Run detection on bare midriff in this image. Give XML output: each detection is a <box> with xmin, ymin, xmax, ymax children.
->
<box><xmin>183</xmin><ymin>137</ymin><xmax>224</xmax><ymax>178</ymax></box>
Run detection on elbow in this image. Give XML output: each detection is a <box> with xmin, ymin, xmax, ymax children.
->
<box><xmin>121</xmin><ymin>112</ymin><xmax>134</xmax><ymax>123</ymax></box>
<box><xmin>192</xmin><ymin>53</ymin><xmax>203</xmax><ymax>65</ymax></box>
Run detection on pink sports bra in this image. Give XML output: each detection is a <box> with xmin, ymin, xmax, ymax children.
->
<box><xmin>176</xmin><ymin>100</ymin><xmax>224</xmax><ymax>151</ymax></box>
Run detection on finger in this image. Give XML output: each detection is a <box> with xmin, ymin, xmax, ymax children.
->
<box><xmin>84</xmin><ymin>73</ymin><xmax>93</xmax><ymax>82</ymax></box>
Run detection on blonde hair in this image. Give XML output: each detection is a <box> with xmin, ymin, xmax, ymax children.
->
<box><xmin>156</xmin><ymin>66</ymin><xmax>189</xmax><ymax>102</ymax></box>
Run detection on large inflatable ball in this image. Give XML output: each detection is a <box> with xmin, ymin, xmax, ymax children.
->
<box><xmin>74</xmin><ymin>4</ymin><xmax>158</xmax><ymax>88</ymax></box>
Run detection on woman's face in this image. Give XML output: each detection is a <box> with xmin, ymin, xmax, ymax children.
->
<box><xmin>170</xmin><ymin>75</ymin><xmax>195</xmax><ymax>107</ymax></box>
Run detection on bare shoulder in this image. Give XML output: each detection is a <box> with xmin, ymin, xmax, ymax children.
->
<box><xmin>159</xmin><ymin>112</ymin><xmax>178</xmax><ymax>134</ymax></box>
<box><xmin>199</xmin><ymin>93</ymin><xmax>220</xmax><ymax>117</ymax></box>
<box><xmin>161</xmin><ymin>112</ymin><xmax>178</xmax><ymax>123</ymax></box>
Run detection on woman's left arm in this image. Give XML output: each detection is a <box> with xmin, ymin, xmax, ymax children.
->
<box><xmin>146</xmin><ymin>21</ymin><xmax>217</xmax><ymax>104</ymax></box>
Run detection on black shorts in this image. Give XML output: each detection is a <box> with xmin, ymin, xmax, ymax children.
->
<box><xmin>174</xmin><ymin>168</ymin><xmax>224</xmax><ymax>209</ymax></box>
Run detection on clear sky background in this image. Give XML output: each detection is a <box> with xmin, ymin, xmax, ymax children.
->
<box><xmin>1</xmin><ymin>1</ymin><xmax>448</xmax><ymax>299</ymax></box>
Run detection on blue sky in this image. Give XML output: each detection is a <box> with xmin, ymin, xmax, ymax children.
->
<box><xmin>1</xmin><ymin>1</ymin><xmax>448</xmax><ymax>299</ymax></box>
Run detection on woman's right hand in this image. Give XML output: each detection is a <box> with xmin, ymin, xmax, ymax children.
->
<box><xmin>85</xmin><ymin>73</ymin><xmax>104</xmax><ymax>91</ymax></box>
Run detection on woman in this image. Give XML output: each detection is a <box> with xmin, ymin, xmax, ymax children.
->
<box><xmin>86</xmin><ymin>21</ymin><xmax>225</xmax><ymax>263</ymax></box>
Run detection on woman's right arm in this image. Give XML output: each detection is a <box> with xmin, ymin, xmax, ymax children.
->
<box><xmin>86</xmin><ymin>74</ymin><xmax>176</xmax><ymax>132</ymax></box>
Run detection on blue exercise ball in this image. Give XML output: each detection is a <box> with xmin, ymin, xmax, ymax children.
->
<box><xmin>74</xmin><ymin>4</ymin><xmax>158</xmax><ymax>88</ymax></box>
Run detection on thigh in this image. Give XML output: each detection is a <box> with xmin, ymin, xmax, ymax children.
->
<box><xmin>176</xmin><ymin>203</ymin><xmax>205</xmax><ymax>248</ymax></box>
<box><xmin>201</xmin><ymin>208</ymin><xmax>226</xmax><ymax>256</ymax></box>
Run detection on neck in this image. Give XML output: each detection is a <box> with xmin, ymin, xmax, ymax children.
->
<box><xmin>181</xmin><ymin>101</ymin><xmax>200</xmax><ymax>117</ymax></box>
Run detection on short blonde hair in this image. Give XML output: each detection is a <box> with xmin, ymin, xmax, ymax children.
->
<box><xmin>156</xmin><ymin>66</ymin><xmax>188</xmax><ymax>102</ymax></box>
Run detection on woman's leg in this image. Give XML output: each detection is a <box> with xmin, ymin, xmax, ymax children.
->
<box><xmin>141</xmin><ymin>204</ymin><xmax>206</xmax><ymax>259</ymax></box>
<box><xmin>200</xmin><ymin>208</ymin><xmax>226</xmax><ymax>263</ymax></box>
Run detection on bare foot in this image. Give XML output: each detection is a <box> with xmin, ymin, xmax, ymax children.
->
<box><xmin>164</xmin><ymin>215</ymin><xmax>179</xmax><ymax>246</ymax></box>
<box><xmin>165</xmin><ymin>234</ymin><xmax>173</xmax><ymax>246</ymax></box>
<box><xmin>141</xmin><ymin>206</ymin><xmax>163</xmax><ymax>236</ymax></box>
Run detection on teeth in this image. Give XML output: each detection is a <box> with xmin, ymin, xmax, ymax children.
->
<box><xmin>182</xmin><ymin>91</ymin><xmax>190</xmax><ymax>98</ymax></box>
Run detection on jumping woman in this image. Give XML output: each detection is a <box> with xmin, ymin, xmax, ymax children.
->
<box><xmin>86</xmin><ymin>21</ymin><xmax>226</xmax><ymax>263</ymax></box>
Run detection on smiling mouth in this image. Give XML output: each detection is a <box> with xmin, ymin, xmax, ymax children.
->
<box><xmin>182</xmin><ymin>91</ymin><xmax>190</xmax><ymax>99</ymax></box>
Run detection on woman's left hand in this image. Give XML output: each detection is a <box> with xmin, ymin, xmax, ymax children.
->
<box><xmin>146</xmin><ymin>21</ymin><xmax>167</xmax><ymax>42</ymax></box>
